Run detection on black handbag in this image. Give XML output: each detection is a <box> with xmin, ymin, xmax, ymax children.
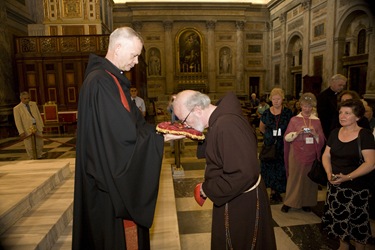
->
<box><xmin>307</xmin><ymin>141</ymin><xmax>327</xmax><ymax>185</ymax></box>
<box><xmin>259</xmin><ymin>142</ymin><xmax>277</xmax><ymax>161</ymax></box>
<box><xmin>307</xmin><ymin>158</ymin><xmax>327</xmax><ymax>185</ymax></box>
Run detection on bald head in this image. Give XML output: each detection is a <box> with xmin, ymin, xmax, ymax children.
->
<box><xmin>174</xmin><ymin>90</ymin><xmax>210</xmax><ymax>114</ymax></box>
<box><xmin>173</xmin><ymin>90</ymin><xmax>214</xmax><ymax>132</ymax></box>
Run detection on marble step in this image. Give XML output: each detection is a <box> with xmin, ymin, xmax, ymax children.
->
<box><xmin>0</xmin><ymin>160</ymin><xmax>74</xmax><ymax>249</ymax></box>
<box><xmin>0</xmin><ymin>161</ymin><xmax>72</xmax><ymax>235</ymax></box>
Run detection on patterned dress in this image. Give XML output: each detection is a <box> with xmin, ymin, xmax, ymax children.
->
<box><xmin>322</xmin><ymin>128</ymin><xmax>375</xmax><ymax>244</ymax></box>
<box><xmin>260</xmin><ymin>107</ymin><xmax>292</xmax><ymax>194</ymax></box>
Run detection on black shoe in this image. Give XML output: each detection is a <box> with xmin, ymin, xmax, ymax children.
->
<box><xmin>281</xmin><ymin>205</ymin><xmax>290</xmax><ymax>213</ymax></box>
<box><xmin>302</xmin><ymin>206</ymin><xmax>311</xmax><ymax>212</ymax></box>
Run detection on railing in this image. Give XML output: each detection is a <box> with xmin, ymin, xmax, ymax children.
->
<box><xmin>15</xmin><ymin>35</ymin><xmax>109</xmax><ymax>55</ymax></box>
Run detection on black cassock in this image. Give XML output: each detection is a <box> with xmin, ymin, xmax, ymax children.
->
<box><xmin>72</xmin><ymin>54</ymin><xmax>164</xmax><ymax>250</ymax></box>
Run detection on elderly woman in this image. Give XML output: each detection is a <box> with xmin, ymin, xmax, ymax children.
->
<box><xmin>322</xmin><ymin>99</ymin><xmax>375</xmax><ymax>250</ymax></box>
<box><xmin>281</xmin><ymin>93</ymin><xmax>325</xmax><ymax>213</ymax></box>
<box><xmin>259</xmin><ymin>88</ymin><xmax>293</xmax><ymax>203</ymax></box>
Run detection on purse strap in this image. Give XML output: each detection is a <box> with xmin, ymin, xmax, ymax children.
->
<box><xmin>313</xmin><ymin>138</ymin><xmax>320</xmax><ymax>160</ymax></box>
<box><xmin>357</xmin><ymin>129</ymin><xmax>364</xmax><ymax>163</ymax></box>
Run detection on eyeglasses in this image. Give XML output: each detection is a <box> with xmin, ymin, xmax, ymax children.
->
<box><xmin>180</xmin><ymin>107</ymin><xmax>195</xmax><ymax>126</ymax></box>
<box><xmin>181</xmin><ymin>108</ymin><xmax>194</xmax><ymax>124</ymax></box>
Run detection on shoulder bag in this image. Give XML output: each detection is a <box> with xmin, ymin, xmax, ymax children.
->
<box><xmin>259</xmin><ymin>114</ymin><xmax>280</xmax><ymax>162</ymax></box>
<box><xmin>307</xmin><ymin>139</ymin><xmax>327</xmax><ymax>185</ymax></box>
<box><xmin>259</xmin><ymin>140</ymin><xmax>277</xmax><ymax>161</ymax></box>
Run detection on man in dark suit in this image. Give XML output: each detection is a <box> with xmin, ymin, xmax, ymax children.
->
<box><xmin>317</xmin><ymin>74</ymin><xmax>347</xmax><ymax>139</ymax></box>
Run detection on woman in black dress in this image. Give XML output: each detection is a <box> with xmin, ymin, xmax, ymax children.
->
<box><xmin>259</xmin><ymin>88</ymin><xmax>292</xmax><ymax>203</ymax></box>
<box><xmin>322</xmin><ymin>99</ymin><xmax>375</xmax><ymax>249</ymax></box>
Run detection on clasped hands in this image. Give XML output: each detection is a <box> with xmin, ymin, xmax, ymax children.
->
<box><xmin>329</xmin><ymin>173</ymin><xmax>352</xmax><ymax>185</ymax></box>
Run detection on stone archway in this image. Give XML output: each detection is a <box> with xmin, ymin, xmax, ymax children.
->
<box><xmin>286</xmin><ymin>34</ymin><xmax>303</xmax><ymax>99</ymax></box>
<box><xmin>335</xmin><ymin>7</ymin><xmax>375</xmax><ymax>98</ymax></box>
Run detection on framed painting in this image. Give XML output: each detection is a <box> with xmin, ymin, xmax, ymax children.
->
<box><xmin>176</xmin><ymin>28</ymin><xmax>203</xmax><ymax>73</ymax></box>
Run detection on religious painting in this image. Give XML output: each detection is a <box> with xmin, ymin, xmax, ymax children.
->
<box><xmin>177</xmin><ymin>28</ymin><xmax>203</xmax><ymax>73</ymax></box>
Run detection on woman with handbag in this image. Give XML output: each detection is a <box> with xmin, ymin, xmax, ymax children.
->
<box><xmin>281</xmin><ymin>93</ymin><xmax>325</xmax><ymax>213</ymax></box>
<box><xmin>321</xmin><ymin>99</ymin><xmax>375</xmax><ymax>250</ymax></box>
<box><xmin>259</xmin><ymin>88</ymin><xmax>292</xmax><ymax>203</ymax></box>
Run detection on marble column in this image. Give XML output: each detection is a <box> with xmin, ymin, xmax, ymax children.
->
<box><xmin>206</xmin><ymin>20</ymin><xmax>216</xmax><ymax>93</ymax></box>
<box><xmin>235</xmin><ymin>21</ymin><xmax>245</xmax><ymax>93</ymax></box>
<box><xmin>132</xmin><ymin>21</ymin><xmax>143</xmax><ymax>32</ymax></box>
<box><xmin>325</xmin><ymin>1</ymin><xmax>336</xmax><ymax>85</ymax></box>
<box><xmin>279</xmin><ymin>12</ymin><xmax>287</xmax><ymax>90</ymax></box>
<box><xmin>164</xmin><ymin>21</ymin><xmax>174</xmax><ymax>94</ymax></box>
<box><xmin>302</xmin><ymin>0</ymin><xmax>311</xmax><ymax>80</ymax></box>
<box><xmin>263</xmin><ymin>22</ymin><xmax>272</xmax><ymax>95</ymax></box>
<box><xmin>364</xmin><ymin>26</ymin><xmax>375</xmax><ymax>100</ymax></box>
<box><xmin>0</xmin><ymin>0</ymin><xmax>18</xmax><ymax>124</ymax></box>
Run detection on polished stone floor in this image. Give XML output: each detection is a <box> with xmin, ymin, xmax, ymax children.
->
<box><xmin>1</xmin><ymin>133</ymin><xmax>374</xmax><ymax>249</ymax></box>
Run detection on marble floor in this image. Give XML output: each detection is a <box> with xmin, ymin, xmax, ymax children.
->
<box><xmin>1</xmin><ymin>133</ymin><xmax>374</xmax><ymax>250</ymax></box>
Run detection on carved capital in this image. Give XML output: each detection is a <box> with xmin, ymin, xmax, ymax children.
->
<box><xmin>163</xmin><ymin>20</ymin><xmax>173</xmax><ymax>31</ymax></box>
<box><xmin>206</xmin><ymin>20</ymin><xmax>216</xmax><ymax>30</ymax></box>
<box><xmin>235</xmin><ymin>21</ymin><xmax>245</xmax><ymax>31</ymax></box>
<box><xmin>132</xmin><ymin>21</ymin><xmax>143</xmax><ymax>32</ymax></box>
<box><xmin>301</xmin><ymin>0</ymin><xmax>311</xmax><ymax>10</ymax></box>
<box><xmin>279</xmin><ymin>12</ymin><xmax>286</xmax><ymax>23</ymax></box>
<box><xmin>266</xmin><ymin>22</ymin><xmax>272</xmax><ymax>31</ymax></box>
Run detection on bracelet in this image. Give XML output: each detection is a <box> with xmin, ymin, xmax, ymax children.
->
<box><xmin>348</xmin><ymin>175</ymin><xmax>353</xmax><ymax>181</ymax></box>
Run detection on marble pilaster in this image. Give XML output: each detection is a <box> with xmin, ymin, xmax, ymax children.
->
<box><xmin>325</xmin><ymin>1</ymin><xmax>336</xmax><ymax>85</ymax></box>
<box><xmin>235</xmin><ymin>21</ymin><xmax>245</xmax><ymax>93</ymax></box>
<box><xmin>364</xmin><ymin>26</ymin><xmax>375</xmax><ymax>100</ymax></box>
<box><xmin>206</xmin><ymin>20</ymin><xmax>216</xmax><ymax>93</ymax></box>
<box><xmin>0</xmin><ymin>0</ymin><xmax>18</xmax><ymax>122</ymax></box>
<box><xmin>279</xmin><ymin>12</ymin><xmax>287</xmax><ymax>90</ymax></box>
<box><xmin>302</xmin><ymin>1</ymin><xmax>311</xmax><ymax>80</ymax></box>
<box><xmin>164</xmin><ymin>21</ymin><xmax>174</xmax><ymax>94</ymax></box>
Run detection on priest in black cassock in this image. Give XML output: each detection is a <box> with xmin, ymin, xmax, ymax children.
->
<box><xmin>72</xmin><ymin>26</ymin><xmax>181</xmax><ymax>250</ymax></box>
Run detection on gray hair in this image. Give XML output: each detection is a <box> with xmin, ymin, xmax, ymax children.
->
<box><xmin>108</xmin><ymin>27</ymin><xmax>144</xmax><ymax>50</ymax></box>
<box><xmin>20</xmin><ymin>91</ymin><xmax>29</xmax><ymax>99</ymax></box>
<box><xmin>330</xmin><ymin>74</ymin><xmax>347</xmax><ymax>82</ymax></box>
<box><xmin>185</xmin><ymin>91</ymin><xmax>211</xmax><ymax>110</ymax></box>
<box><xmin>299</xmin><ymin>92</ymin><xmax>317</xmax><ymax>107</ymax></box>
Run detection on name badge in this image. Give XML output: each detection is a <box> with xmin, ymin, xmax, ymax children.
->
<box><xmin>273</xmin><ymin>128</ymin><xmax>282</xmax><ymax>136</ymax></box>
<box><xmin>306</xmin><ymin>137</ymin><xmax>314</xmax><ymax>144</ymax></box>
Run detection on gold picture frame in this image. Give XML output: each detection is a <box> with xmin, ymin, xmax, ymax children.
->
<box><xmin>176</xmin><ymin>28</ymin><xmax>203</xmax><ymax>74</ymax></box>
